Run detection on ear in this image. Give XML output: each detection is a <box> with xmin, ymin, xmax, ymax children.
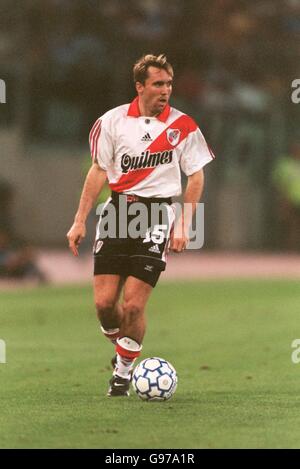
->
<box><xmin>135</xmin><ymin>81</ymin><xmax>144</xmax><ymax>94</ymax></box>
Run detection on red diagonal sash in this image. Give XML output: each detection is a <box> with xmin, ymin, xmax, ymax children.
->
<box><xmin>109</xmin><ymin>115</ymin><xmax>197</xmax><ymax>192</ymax></box>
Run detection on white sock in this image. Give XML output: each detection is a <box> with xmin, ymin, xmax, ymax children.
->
<box><xmin>114</xmin><ymin>337</ymin><xmax>142</xmax><ymax>380</ymax></box>
<box><xmin>114</xmin><ymin>355</ymin><xmax>136</xmax><ymax>380</ymax></box>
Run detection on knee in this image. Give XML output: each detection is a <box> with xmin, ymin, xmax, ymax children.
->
<box><xmin>95</xmin><ymin>300</ymin><xmax>115</xmax><ymax>322</ymax></box>
<box><xmin>122</xmin><ymin>300</ymin><xmax>143</xmax><ymax>321</ymax></box>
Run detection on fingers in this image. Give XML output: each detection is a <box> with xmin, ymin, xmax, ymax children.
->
<box><xmin>66</xmin><ymin>223</ymin><xmax>86</xmax><ymax>257</ymax></box>
<box><xmin>68</xmin><ymin>236</ymin><xmax>80</xmax><ymax>257</ymax></box>
<box><xmin>70</xmin><ymin>240</ymin><xmax>79</xmax><ymax>257</ymax></box>
<box><xmin>67</xmin><ymin>231</ymin><xmax>81</xmax><ymax>257</ymax></box>
<box><xmin>170</xmin><ymin>237</ymin><xmax>187</xmax><ymax>253</ymax></box>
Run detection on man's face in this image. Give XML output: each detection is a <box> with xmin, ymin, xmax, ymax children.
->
<box><xmin>136</xmin><ymin>66</ymin><xmax>173</xmax><ymax>116</ymax></box>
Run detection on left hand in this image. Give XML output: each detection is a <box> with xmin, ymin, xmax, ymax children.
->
<box><xmin>170</xmin><ymin>231</ymin><xmax>189</xmax><ymax>253</ymax></box>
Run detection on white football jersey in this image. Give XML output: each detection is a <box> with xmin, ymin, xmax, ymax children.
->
<box><xmin>89</xmin><ymin>97</ymin><xmax>215</xmax><ymax>198</ymax></box>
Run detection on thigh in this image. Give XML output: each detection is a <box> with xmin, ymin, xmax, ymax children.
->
<box><xmin>122</xmin><ymin>276</ymin><xmax>153</xmax><ymax>310</ymax></box>
<box><xmin>127</xmin><ymin>203</ymin><xmax>175</xmax><ymax>287</ymax></box>
<box><xmin>94</xmin><ymin>197</ymin><xmax>132</xmax><ymax>277</ymax></box>
<box><xmin>93</xmin><ymin>274</ymin><xmax>124</xmax><ymax>306</ymax></box>
<box><xmin>134</xmin><ymin>202</ymin><xmax>175</xmax><ymax>264</ymax></box>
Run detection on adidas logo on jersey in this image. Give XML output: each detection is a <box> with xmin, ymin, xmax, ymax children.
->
<box><xmin>148</xmin><ymin>244</ymin><xmax>161</xmax><ymax>254</ymax></box>
<box><xmin>141</xmin><ymin>132</ymin><xmax>152</xmax><ymax>142</ymax></box>
<box><xmin>144</xmin><ymin>265</ymin><xmax>154</xmax><ymax>272</ymax></box>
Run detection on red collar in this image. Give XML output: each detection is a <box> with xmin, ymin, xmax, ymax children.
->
<box><xmin>127</xmin><ymin>96</ymin><xmax>170</xmax><ymax>123</ymax></box>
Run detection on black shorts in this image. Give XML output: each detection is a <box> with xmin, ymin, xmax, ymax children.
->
<box><xmin>93</xmin><ymin>192</ymin><xmax>175</xmax><ymax>287</ymax></box>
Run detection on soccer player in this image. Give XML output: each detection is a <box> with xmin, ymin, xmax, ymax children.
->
<box><xmin>67</xmin><ymin>54</ymin><xmax>214</xmax><ymax>397</ymax></box>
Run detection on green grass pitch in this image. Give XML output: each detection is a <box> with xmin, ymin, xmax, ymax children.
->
<box><xmin>1</xmin><ymin>280</ymin><xmax>300</xmax><ymax>448</ymax></box>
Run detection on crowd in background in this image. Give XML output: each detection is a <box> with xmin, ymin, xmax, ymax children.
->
<box><xmin>0</xmin><ymin>0</ymin><xmax>299</xmax><ymax>258</ymax></box>
<box><xmin>0</xmin><ymin>0</ymin><xmax>299</xmax><ymax>139</ymax></box>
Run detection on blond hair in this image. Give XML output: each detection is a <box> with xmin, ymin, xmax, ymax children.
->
<box><xmin>133</xmin><ymin>54</ymin><xmax>174</xmax><ymax>84</ymax></box>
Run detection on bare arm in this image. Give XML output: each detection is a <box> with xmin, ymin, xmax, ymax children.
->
<box><xmin>67</xmin><ymin>163</ymin><xmax>107</xmax><ymax>256</ymax></box>
<box><xmin>171</xmin><ymin>169</ymin><xmax>204</xmax><ymax>253</ymax></box>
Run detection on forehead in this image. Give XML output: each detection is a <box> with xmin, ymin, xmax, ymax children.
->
<box><xmin>146</xmin><ymin>66</ymin><xmax>173</xmax><ymax>83</ymax></box>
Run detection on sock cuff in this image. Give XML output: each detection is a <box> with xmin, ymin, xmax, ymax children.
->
<box><xmin>116</xmin><ymin>337</ymin><xmax>142</xmax><ymax>359</ymax></box>
<box><xmin>100</xmin><ymin>326</ymin><xmax>120</xmax><ymax>340</ymax></box>
<box><xmin>100</xmin><ymin>326</ymin><xmax>119</xmax><ymax>335</ymax></box>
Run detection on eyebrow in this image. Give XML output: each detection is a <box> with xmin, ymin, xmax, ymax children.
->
<box><xmin>153</xmin><ymin>80</ymin><xmax>173</xmax><ymax>86</ymax></box>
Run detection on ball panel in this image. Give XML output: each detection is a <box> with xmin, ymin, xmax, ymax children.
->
<box><xmin>147</xmin><ymin>369</ymin><xmax>160</xmax><ymax>384</ymax></box>
<box><xmin>159</xmin><ymin>363</ymin><xmax>173</xmax><ymax>375</ymax></box>
<box><xmin>134</xmin><ymin>376</ymin><xmax>151</xmax><ymax>394</ymax></box>
<box><xmin>157</xmin><ymin>374</ymin><xmax>173</xmax><ymax>391</ymax></box>
<box><xmin>133</xmin><ymin>365</ymin><xmax>145</xmax><ymax>378</ymax></box>
<box><xmin>143</xmin><ymin>358</ymin><xmax>161</xmax><ymax>371</ymax></box>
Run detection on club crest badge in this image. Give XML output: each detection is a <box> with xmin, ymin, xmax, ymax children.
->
<box><xmin>166</xmin><ymin>129</ymin><xmax>181</xmax><ymax>146</ymax></box>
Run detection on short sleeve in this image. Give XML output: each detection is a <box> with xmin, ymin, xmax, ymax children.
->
<box><xmin>180</xmin><ymin>126</ymin><xmax>215</xmax><ymax>176</ymax></box>
<box><xmin>89</xmin><ymin>115</ymin><xmax>113</xmax><ymax>170</ymax></box>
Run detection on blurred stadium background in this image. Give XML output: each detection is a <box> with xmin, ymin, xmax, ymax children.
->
<box><xmin>0</xmin><ymin>0</ymin><xmax>299</xmax><ymax>265</ymax></box>
<box><xmin>1</xmin><ymin>0</ymin><xmax>300</xmax><ymax>450</ymax></box>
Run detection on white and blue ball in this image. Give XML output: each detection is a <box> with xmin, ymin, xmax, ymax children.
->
<box><xmin>132</xmin><ymin>357</ymin><xmax>177</xmax><ymax>401</ymax></box>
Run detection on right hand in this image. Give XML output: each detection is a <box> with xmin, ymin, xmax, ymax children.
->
<box><xmin>66</xmin><ymin>221</ymin><xmax>86</xmax><ymax>256</ymax></box>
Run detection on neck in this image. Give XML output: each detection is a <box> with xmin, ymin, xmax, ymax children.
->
<box><xmin>138</xmin><ymin>98</ymin><xmax>158</xmax><ymax>117</ymax></box>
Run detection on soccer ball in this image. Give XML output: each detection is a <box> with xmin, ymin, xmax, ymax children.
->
<box><xmin>132</xmin><ymin>357</ymin><xmax>178</xmax><ymax>401</ymax></box>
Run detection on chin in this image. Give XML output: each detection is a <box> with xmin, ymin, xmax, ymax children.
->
<box><xmin>157</xmin><ymin>103</ymin><xmax>166</xmax><ymax>112</ymax></box>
